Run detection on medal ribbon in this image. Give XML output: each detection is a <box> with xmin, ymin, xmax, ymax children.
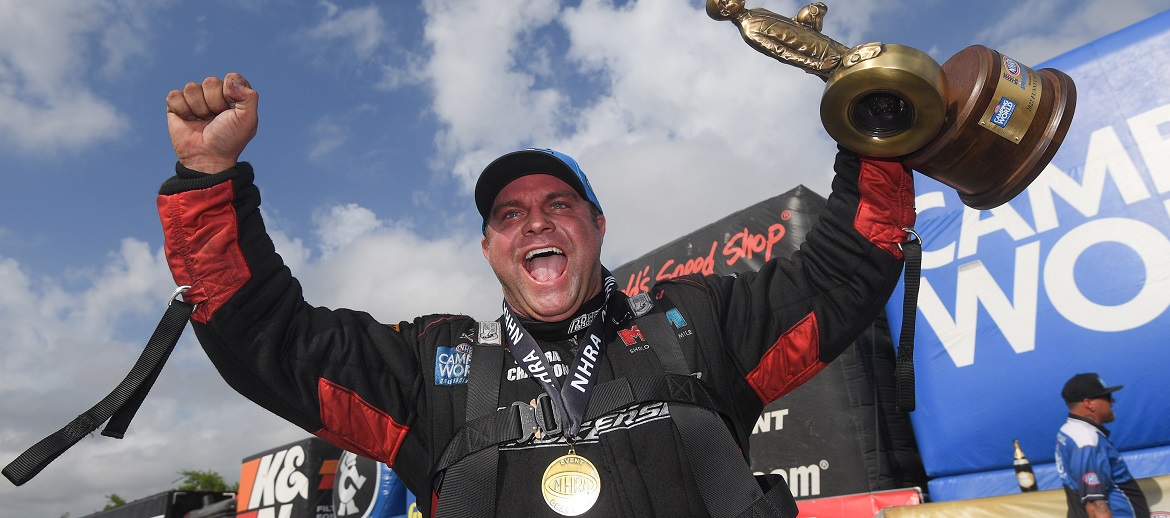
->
<box><xmin>502</xmin><ymin>272</ymin><xmax>618</xmax><ymax>438</ymax></box>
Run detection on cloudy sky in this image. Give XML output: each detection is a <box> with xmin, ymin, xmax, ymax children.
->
<box><xmin>2</xmin><ymin>0</ymin><xmax>1169</xmax><ymax>516</ymax></box>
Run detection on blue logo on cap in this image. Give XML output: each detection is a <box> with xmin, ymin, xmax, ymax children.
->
<box><xmin>527</xmin><ymin>148</ymin><xmax>603</xmax><ymax>214</ymax></box>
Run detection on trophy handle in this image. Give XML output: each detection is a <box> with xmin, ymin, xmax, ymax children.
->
<box><xmin>820</xmin><ymin>44</ymin><xmax>948</xmax><ymax>157</ymax></box>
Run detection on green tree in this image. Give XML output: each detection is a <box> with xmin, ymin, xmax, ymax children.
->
<box><xmin>103</xmin><ymin>493</ymin><xmax>126</xmax><ymax>510</ymax></box>
<box><xmin>175</xmin><ymin>469</ymin><xmax>238</xmax><ymax>492</ymax></box>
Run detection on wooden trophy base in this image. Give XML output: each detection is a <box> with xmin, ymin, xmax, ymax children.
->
<box><xmin>904</xmin><ymin>45</ymin><xmax>1077</xmax><ymax>209</ymax></box>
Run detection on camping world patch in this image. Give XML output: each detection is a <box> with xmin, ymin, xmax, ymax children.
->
<box><xmin>435</xmin><ymin>344</ymin><xmax>473</xmax><ymax>385</ymax></box>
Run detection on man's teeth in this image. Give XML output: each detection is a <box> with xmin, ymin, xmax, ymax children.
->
<box><xmin>525</xmin><ymin>247</ymin><xmax>564</xmax><ymax>260</ymax></box>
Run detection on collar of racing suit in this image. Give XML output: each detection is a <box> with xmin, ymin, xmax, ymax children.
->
<box><xmin>515</xmin><ymin>290</ymin><xmax>609</xmax><ymax>343</ymax></box>
<box><xmin>1068</xmin><ymin>412</ymin><xmax>1111</xmax><ymax>437</ymax></box>
<box><xmin>513</xmin><ymin>283</ymin><xmax>636</xmax><ymax>345</ymax></box>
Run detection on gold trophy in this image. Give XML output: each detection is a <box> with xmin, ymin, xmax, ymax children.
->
<box><xmin>708</xmin><ymin>0</ymin><xmax>1076</xmax><ymax>209</ymax></box>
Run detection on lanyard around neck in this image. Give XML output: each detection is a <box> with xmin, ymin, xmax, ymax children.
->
<box><xmin>501</xmin><ymin>273</ymin><xmax>617</xmax><ymax>438</ymax></box>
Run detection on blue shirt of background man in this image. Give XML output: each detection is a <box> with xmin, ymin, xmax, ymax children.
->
<box><xmin>1055</xmin><ymin>414</ymin><xmax>1148</xmax><ymax>518</ymax></box>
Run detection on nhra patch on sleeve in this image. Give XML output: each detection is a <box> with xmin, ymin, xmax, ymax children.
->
<box><xmin>435</xmin><ymin>344</ymin><xmax>473</xmax><ymax>385</ymax></box>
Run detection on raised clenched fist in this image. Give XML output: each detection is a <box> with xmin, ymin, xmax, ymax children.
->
<box><xmin>165</xmin><ymin>72</ymin><xmax>258</xmax><ymax>174</ymax></box>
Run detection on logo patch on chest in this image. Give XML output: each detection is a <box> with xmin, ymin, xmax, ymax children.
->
<box><xmin>617</xmin><ymin>326</ymin><xmax>645</xmax><ymax>346</ymax></box>
<box><xmin>434</xmin><ymin>344</ymin><xmax>473</xmax><ymax>385</ymax></box>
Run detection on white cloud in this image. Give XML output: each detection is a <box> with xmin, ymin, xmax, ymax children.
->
<box><xmin>422</xmin><ymin>0</ymin><xmax>567</xmax><ymax>177</ymax></box>
<box><xmin>301</xmin><ymin>203</ymin><xmax>500</xmax><ymax>320</ymax></box>
<box><xmin>308</xmin><ymin>117</ymin><xmax>350</xmax><ymax>161</ymax></box>
<box><xmin>313</xmin><ymin>203</ymin><xmax>385</xmax><ymax>254</ymax></box>
<box><xmin>0</xmin><ymin>1</ymin><xmax>156</xmax><ymax>154</ymax></box>
<box><xmin>308</xmin><ymin>2</ymin><xmax>387</xmax><ymax>59</ymax></box>
<box><xmin>377</xmin><ymin>54</ymin><xmax>428</xmax><ymax>91</ymax></box>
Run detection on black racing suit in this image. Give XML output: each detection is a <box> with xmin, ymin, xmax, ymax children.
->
<box><xmin>156</xmin><ymin>149</ymin><xmax>915</xmax><ymax>517</ymax></box>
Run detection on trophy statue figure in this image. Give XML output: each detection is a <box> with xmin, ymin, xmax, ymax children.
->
<box><xmin>708</xmin><ymin>0</ymin><xmax>1077</xmax><ymax>209</ymax></box>
<box><xmin>706</xmin><ymin>1</ymin><xmax>848</xmax><ymax>78</ymax></box>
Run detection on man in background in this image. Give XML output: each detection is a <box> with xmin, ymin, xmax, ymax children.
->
<box><xmin>1056</xmin><ymin>373</ymin><xmax>1149</xmax><ymax>518</ymax></box>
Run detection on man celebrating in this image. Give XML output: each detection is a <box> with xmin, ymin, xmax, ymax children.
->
<box><xmin>1056</xmin><ymin>373</ymin><xmax>1150</xmax><ymax>518</ymax></box>
<box><xmin>159</xmin><ymin>73</ymin><xmax>914</xmax><ymax>517</ymax></box>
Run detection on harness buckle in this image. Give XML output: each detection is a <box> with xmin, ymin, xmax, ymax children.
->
<box><xmin>509</xmin><ymin>401</ymin><xmax>539</xmax><ymax>443</ymax></box>
<box><xmin>509</xmin><ymin>394</ymin><xmax>563</xmax><ymax>443</ymax></box>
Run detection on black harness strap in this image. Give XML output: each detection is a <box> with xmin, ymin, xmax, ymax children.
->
<box><xmin>635</xmin><ymin>300</ymin><xmax>798</xmax><ymax>518</ymax></box>
<box><xmin>3</xmin><ymin>288</ymin><xmax>194</xmax><ymax>486</ymax></box>
<box><xmin>434</xmin><ymin>372</ymin><xmax>722</xmax><ymax>475</ymax></box>
<box><xmin>434</xmin><ymin>322</ymin><xmax>504</xmax><ymax>518</ymax></box>
<box><xmin>674</xmin><ymin>404</ymin><xmax>765</xmax><ymax>517</ymax></box>
<box><xmin>642</xmin><ymin>298</ymin><xmax>756</xmax><ymax>454</ymax></box>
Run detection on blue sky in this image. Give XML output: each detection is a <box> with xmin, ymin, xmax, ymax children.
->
<box><xmin>3</xmin><ymin>1</ymin><xmax>1169</xmax><ymax>516</ymax></box>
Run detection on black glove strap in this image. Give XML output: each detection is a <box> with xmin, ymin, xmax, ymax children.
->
<box><xmin>3</xmin><ymin>288</ymin><xmax>193</xmax><ymax>486</ymax></box>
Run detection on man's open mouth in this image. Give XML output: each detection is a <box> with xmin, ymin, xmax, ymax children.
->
<box><xmin>525</xmin><ymin>246</ymin><xmax>567</xmax><ymax>282</ymax></box>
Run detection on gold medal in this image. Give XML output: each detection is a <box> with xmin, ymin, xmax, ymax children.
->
<box><xmin>541</xmin><ymin>445</ymin><xmax>601</xmax><ymax>516</ymax></box>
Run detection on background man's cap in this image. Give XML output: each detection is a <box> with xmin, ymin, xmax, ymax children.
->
<box><xmin>475</xmin><ymin>148</ymin><xmax>602</xmax><ymax>228</ymax></box>
<box><xmin>1062</xmin><ymin>373</ymin><xmax>1124</xmax><ymax>403</ymax></box>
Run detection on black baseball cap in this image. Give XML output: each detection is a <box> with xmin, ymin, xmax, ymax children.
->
<box><xmin>475</xmin><ymin>148</ymin><xmax>602</xmax><ymax>230</ymax></box>
<box><xmin>1062</xmin><ymin>373</ymin><xmax>1123</xmax><ymax>403</ymax></box>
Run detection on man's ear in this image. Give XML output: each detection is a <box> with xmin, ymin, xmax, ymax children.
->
<box><xmin>481</xmin><ymin>235</ymin><xmax>490</xmax><ymax>260</ymax></box>
<box><xmin>596</xmin><ymin>213</ymin><xmax>606</xmax><ymax>239</ymax></box>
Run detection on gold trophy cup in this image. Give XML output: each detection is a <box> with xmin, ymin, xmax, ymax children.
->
<box><xmin>708</xmin><ymin>0</ymin><xmax>1076</xmax><ymax>209</ymax></box>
